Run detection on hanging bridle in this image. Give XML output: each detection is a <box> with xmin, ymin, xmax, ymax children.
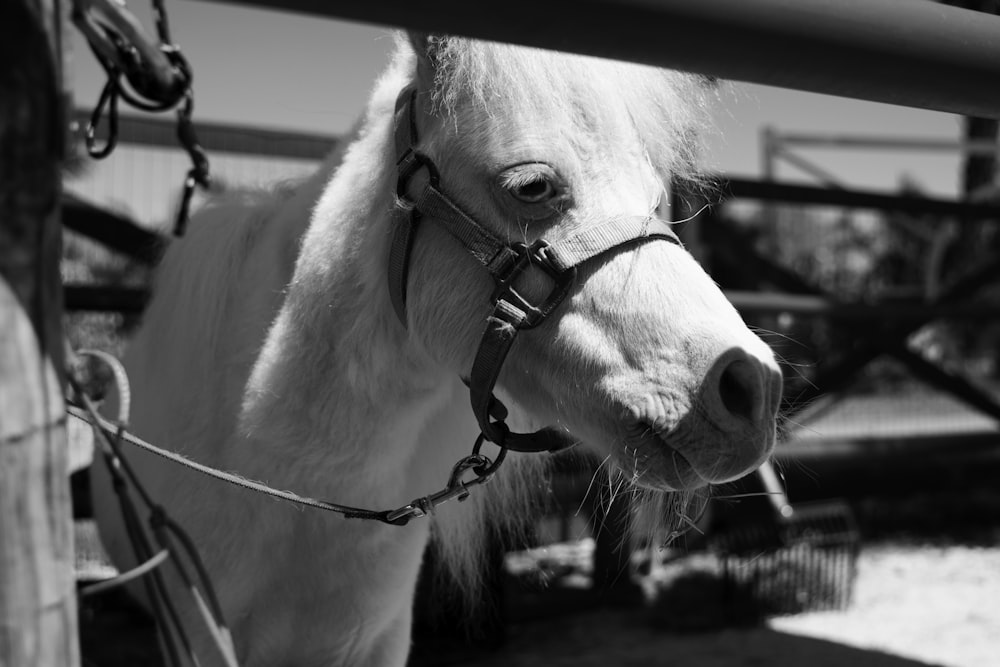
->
<box><xmin>388</xmin><ymin>86</ymin><xmax>685</xmax><ymax>455</ymax></box>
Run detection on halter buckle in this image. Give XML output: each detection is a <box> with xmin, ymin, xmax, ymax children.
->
<box><xmin>491</xmin><ymin>239</ymin><xmax>576</xmax><ymax>329</ymax></box>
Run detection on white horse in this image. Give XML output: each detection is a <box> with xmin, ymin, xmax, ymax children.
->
<box><xmin>92</xmin><ymin>32</ymin><xmax>782</xmax><ymax>667</ymax></box>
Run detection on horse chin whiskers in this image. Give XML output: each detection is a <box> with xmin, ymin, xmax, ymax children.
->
<box><xmin>595</xmin><ymin>472</ymin><xmax>712</xmax><ymax>554</ymax></box>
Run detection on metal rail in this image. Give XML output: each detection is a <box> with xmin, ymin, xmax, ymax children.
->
<box><xmin>63</xmin><ymin>193</ymin><xmax>165</xmax><ymax>264</ymax></box>
<box><xmin>725</xmin><ymin>291</ymin><xmax>1000</xmax><ymax>321</ymax></box>
<box><xmin>201</xmin><ymin>0</ymin><xmax>1000</xmax><ymax>118</ymax></box>
<box><xmin>773</xmin><ymin>133</ymin><xmax>1000</xmax><ymax>155</ymax></box>
<box><xmin>64</xmin><ymin>285</ymin><xmax>149</xmax><ymax>313</ymax></box>
<box><xmin>70</xmin><ymin>110</ymin><xmax>336</xmax><ymax>161</ymax></box>
<box><xmin>721</xmin><ymin>178</ymin><xmax>1000</xmax><ymax>218</ymax></box>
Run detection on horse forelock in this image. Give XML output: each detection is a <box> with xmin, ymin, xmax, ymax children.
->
<box><xmin>416</xmin><ymin>35</ymin><xmax>715</xmax><ymax>184</ymax></box>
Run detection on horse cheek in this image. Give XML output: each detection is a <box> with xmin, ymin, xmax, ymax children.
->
<box><xmin>405</xmin><ymin>230</ymin><xmax>491</xmax><ymax>372</ymax></box>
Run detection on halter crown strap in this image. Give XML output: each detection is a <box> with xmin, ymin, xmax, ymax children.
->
<box><xmin>388</xmin><ymin>85</ymin><xmax>684</xmax><ymax>452</ymax></box>
<box><xmin>388</xmin><ymin>88</ymin><xmax>425</xmax><ymax>324</ymax></box>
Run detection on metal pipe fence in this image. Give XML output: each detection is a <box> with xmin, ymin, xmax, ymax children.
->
<box><xmin>203</xmin><ymin>0</ymin><xmax>1000</xmax><ymax>118</ymax></box>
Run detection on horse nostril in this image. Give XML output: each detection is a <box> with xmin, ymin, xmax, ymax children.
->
<box><xmin>719</xmin><ymin>360</ymin><xmax>757</xmax><ymax>422</ymax></box>
<box><xmin>682</xmin><ymin>349</ymin><xmax>781</xmax><ymax>484</ymax></box>
<box><xmin>713</xmin><ymin>356</ymin><xmax>766</xmax><ymax>425</ymax></box>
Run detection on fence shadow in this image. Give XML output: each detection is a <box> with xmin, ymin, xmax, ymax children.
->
<box><xmin>451</xmin><ymin>608</ymin><xmax>944</xmax><ymax>667</ymax></box>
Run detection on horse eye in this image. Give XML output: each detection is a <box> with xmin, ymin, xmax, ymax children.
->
<box><xmin>499</xmin><ymin>164</ymin><xmax>561</xmax><ymax>206</ymax></box>
<box><xmin>512</xmin><ymin>178</ymin><xmax>556</xmax><ymax>203</ymax></box>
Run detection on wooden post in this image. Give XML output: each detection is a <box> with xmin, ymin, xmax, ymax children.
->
<box><xmin>0</xmin><ymin>0</ymin><xmax>79</xmax><ymax>665</ymax></box>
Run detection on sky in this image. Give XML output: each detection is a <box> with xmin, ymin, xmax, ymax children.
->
<box><xmin>69</xmin><ymin>1</ymin><xmax>969</xmax><ymax>198</ymax></box>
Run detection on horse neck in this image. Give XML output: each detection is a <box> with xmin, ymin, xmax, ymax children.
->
<box><xmin>239</xmin><ymin>77</ymin><xmax>455</xmax><ymax>505</ymax></box>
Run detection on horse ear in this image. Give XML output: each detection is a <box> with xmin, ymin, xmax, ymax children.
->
<box><xmin>407</xmin><ymin>30</ymin><xmax>440</xmax><ymax>86</ymax></box>
<box><xmin>407</xmin><ymin>30</ymin><xmax>430</xmax><ymax>57</ymax></box>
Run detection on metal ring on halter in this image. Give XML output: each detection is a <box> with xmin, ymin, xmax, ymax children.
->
<box><xmin>471</xmin><ymin>433</ymin><xmax>508</xmax><ymax>479</ymax></box>
<box><xmin>396</xmin><ymin>150</ymin><xmax>440</xmax><ymax>203</ymax></box>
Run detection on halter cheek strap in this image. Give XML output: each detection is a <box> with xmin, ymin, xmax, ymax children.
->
<box><xmin>467</xmin><ymin>216</ymin><xmax>684</xmax><ymax>450</ymax></box>
<box><xmin>388</xmin><ymin>86</ymin><xmax>683</xmax><ymax>453</ymax></box>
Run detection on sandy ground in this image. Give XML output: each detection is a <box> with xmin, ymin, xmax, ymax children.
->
<box><xmin>770</xmin><ymin>544</ymin><xmax>999</xmax><ymax>667</ymax></box>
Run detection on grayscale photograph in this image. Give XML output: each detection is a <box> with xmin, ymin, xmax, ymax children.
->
<box><xmin>1</xmin><ymin>1</ymin><xmax>997</xmax><ymax>666</ymax></box>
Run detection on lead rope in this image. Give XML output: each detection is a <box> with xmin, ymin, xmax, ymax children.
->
<box><xmin>68</xmin><ymin>347</ymin><xmax>511</xmax><ymax>663</ymax></box>
<box><xmin>67</xmin><ymin>351</ymin><xmax>509</xmax><ymax>527</ymax></box>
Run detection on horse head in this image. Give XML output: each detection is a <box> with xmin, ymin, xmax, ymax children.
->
<box><xmin>396</xmin><ymin>34</ymin><xmax>782</xmax><ymax>493</ymax></box>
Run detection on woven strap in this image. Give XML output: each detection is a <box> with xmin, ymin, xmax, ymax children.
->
<box><xmin>544</xmin><ymin>216</ymin><xmax>680</xmax><ymax>271</ymax></box>
<box><xmin>467</xmin><ymin>217</ymin><xmax>680</xmax><ymax>451</ymax></box>
<box><xmin>416</xmin><ymin>186</ymin><xmax>519</xmax><ymax>274</ymax></box>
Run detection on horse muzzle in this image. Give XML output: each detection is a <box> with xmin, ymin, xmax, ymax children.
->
<box><xmin>621</xmin><ymin>348</ymin><xmax>783</xmax><ymax>491</ymax></box>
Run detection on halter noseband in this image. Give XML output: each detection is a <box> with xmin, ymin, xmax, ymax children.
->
<box><xmin>388</xmin><ymin>86</ymin><xmax>683</xmax><ymax>454</ymax></box>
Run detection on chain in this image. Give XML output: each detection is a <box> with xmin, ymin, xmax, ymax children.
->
<box><xmin>72</xmin><ymin>0</ymin><xmax>211</xmax><ymax>236</ymax></box>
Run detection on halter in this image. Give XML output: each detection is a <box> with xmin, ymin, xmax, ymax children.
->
<box><xmin>388</xmin><ymin>86</ymin><xmax>683</xmax><ymax>454</ymax></box>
